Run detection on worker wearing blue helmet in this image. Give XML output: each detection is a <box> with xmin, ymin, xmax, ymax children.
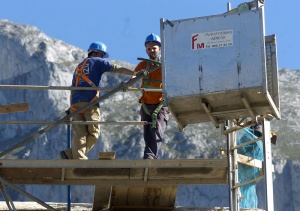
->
<box><xmin>134</xmin><ymin>33</ymin><xmax>170</xmax><ymax>159</ymax></box>
<box><xmin>60</xmin><ymin>41</ymin><xmax>134</xmax><ymax>160</ymax></box>
<box><xmin>87</xmin><ymin>42</ymin><xmax>109</xmax><ymax>58</ymax></box>
<box><xmin>144</xmin><ymin>33</ymin><xmax>161</xmax><ymax>47</ymax></box>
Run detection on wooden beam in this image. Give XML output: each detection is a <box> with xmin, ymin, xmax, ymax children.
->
<box><xmin>0</xmin><ymin>103</ymin><xmax>29</xmax><ymax>114</ymax></box>
<box><xmin>200</xmin><ymin>98</ymin><xmax>219</xmax><ymax>128</ymax></box>
<box><xmin>93</xmin><ymin>152</ymin><xmax>116</xmax><ymax>211</ymax></box>
<box><xmin>241</xmin><ymin>92</ymin><xmax>256</xmax><ymax>120</ymax></box>
<box><xmin>99</xmin><ymin>152</ymin><xmax>116</xmax><ymax>160</ymax></box>
<box><xmin>0</xmin><ymin>159</ymin><xmax>228</xmax><ymax>186</ymax></box>
<box><xmin>0</xmin><ymin>159</ymin><xmax>228</xmax><ymax>169</ymax></box>
<box><xmin>237</xmin><ymin>154</ymin><xmax>263</xmax><ymax>169</ymax></box>
<box><xmin>110</xmin><ymin>185</ymin><xmax>177</xmax><ymax>209</ymax></box>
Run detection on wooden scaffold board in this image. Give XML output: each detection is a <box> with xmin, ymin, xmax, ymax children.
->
<box><xmin>0</xmin><ymin>102</ymin><xmax>29</xmax><ymax>114</ymax></box>
<box><xmin>0</xmin><ymin>159</ymin><xmax>228</xmax><ymax>210</ymax></box>
<box><xmin>0</xmin><ymin>159</ymin><xmax>228</xmax><ymax>186</ymax></box>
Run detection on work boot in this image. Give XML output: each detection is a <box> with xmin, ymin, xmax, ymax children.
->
<box><xmin>60</xmin><ymin>149</ymin><xmax>73</xmax><ymax>159</ymax></box>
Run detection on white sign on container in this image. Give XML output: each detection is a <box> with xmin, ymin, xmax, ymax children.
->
<box><xmin>191</xmin><ymin>29</ymin><xmax>233</xmax><ymax>50</ymax></box>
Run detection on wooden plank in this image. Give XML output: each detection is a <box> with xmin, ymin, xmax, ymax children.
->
<box><xmin>0</xmin><ymin>167</ymin><xmax>228</xmax><ymax>183</ymax></box>
<box><xmin>92</xmin><ymin>186</ymin><xmax>111</xmax><ymax>210</ymax></box>
<box><xmin>110</xmin><ymin>185</ymin><xmax>177</xmax><ymax>209</ymax></box>
<box><xmin>142</xmin><ymin>187</ymin><xmax>161</xmax><ymax>206</ymax></box>
<box><xmin>241</xmin><ymin>92</ymin><xmax>256</xmax><ymax>120</ymax></box>
<box><xmin>0</xmin><ymin>159</ymin><xmax>228</xmax><ymax>168</ymax></box>
<box><xmin>69</xmin><ymin>167</ymin><xmax>227</xmax><ymax>180</ymax></box>
<box><xmin>148</xmin><ymin>167</ymin><xmax>227</xmax><ymax>179</ymax></box>
<box><xmin>0</xmin><ymin>159</ymin><xmax>228</xmax><ymax>185</ymax></box>
<box><xmin>71</xmin><ymin>168</ymin><xmax>131</xmax><ymax>179</ymax></box>
<box><xmin>93</xmin><ymin>151</ymin><xmax>115</xmax><ymax>211</ymax></box>
<box><xmin>99</xmin><ymin>151</ymin><xmax>116</xmax><ymax>160</ymax></box>
<box><xmin>237</xmin><ymin>154</ymin><xmax>263</xmax><ymax>169</ymax></box>
<box><xmin>0</xmin><ymin>168</ymin><xmax>61</xmax><ymax>183</ymax></box>
<box><xmin>201</xmin><ymin>99</ymin><xmax>219</xmax><ymax>128</ymax></box>
<box><xmin>159</xmin><ymin>186</ymin><xmax>177</xmax><ymax>207</ymax></box>
<box><xmin>129</xmin><ymin>168</ymin><xmax>144</xmax><ymax>179</ymax></box>
<box><xmin>0</xmin><ymin>103</ymin><xmax>29</xmax><ymax>114</ymax></box>
<box><xmin>127</xmin><ymin>186</ymin><xmax>145</xmax><ymax>206</ymax></box>
<box><xmin>111</xmin><ymin>186</ymin><xmax>128</xmax><ymax>206</ymax></box>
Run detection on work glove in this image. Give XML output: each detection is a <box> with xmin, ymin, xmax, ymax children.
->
<box><xmin>119</xmin><ymin>81</ymin><xmax>129</xmax><ymax>92</ymax></box>
<box><xmin>134</xmin><ymin>70</ymin><xmax>146</xmax><ymax>77</ymax></box>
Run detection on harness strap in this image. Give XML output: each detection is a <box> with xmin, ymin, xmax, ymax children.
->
<box><xmin>142</xmin><ymin>102</ymin><xmax>164</xmax><ymax>128</ymax></box>
<box><xmin>142</xmin><ymin>61</ymin><xmax>162</xmax><ymax>89</ymax></box>
<box><xmin>71</xmin><ymin>58</ymin><xmax>100</xmax><ymax>113</ymax></box>
<box><xmin>143</xmin><ymin>79</ymin><xmax>162</xmax><ymax>84</ymax></box>
<box><xmin>142</xmin><ymin>103</ymin><xmax>151</xmax><ymax>116</ymax></box>
<box><xmin>141</xmin><ymin>59</ymin><xmax>164</xmax><ymax>127</ymax></box>
<box><xmin>143</xmin><ymin>79</ymin><xmax>162</xmax><ymax>89</ymax></box>
<box><xmin>75</xmin><ymin>58</ymin><xmax>95</xmax><ymax>87</ymax></box>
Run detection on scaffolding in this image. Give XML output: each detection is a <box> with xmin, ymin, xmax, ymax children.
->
<box><xmin>0</xmin><ymin>68</ymin><xmax>279</xmax><ymax>211</ymax></box>
<box><xmin>160</xmin><ymin>0</ymin><xmax>279</xmax><ymax>210</ymax></box>
<box><xmin>0</xmin><ymin>1</ymin><xmax>279</xmax><ymax>210</ymax></box>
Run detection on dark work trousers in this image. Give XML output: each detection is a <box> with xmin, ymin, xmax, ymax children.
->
<box><xmin>140</xmin><ymin>104</ymin><xmax>169</xmax><ymax>159</ymax></box>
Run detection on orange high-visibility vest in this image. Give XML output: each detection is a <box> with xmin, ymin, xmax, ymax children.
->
<box><xmin>70</xmin><ymin>58</ymin><xmax>99</xmax><ymax>113</ymax></box>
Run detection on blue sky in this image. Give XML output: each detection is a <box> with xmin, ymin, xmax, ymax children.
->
<box><xmin>1</xmin><ymin>0</ymin><xmax>299</xmax><ymax>70</ymax></box>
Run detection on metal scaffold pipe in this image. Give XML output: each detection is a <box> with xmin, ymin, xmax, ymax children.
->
<box><xmin>0</xmin><ymin>62</ymin><xmax>160</xmax><ymax>158</ymax></box>
<box><xmin>0</xmin><ymin>85</ymin><xmax>161</xmax><ymax>92</ymax></box>
<box><xmin>0</xmin><ymin>176</ymin><xmax>58</xmax><ymax>211</ymax></box>
<box><xmin>0</xmin><ymin>121</ymin><xmax>150</xmax><ymax>125</ymax></box>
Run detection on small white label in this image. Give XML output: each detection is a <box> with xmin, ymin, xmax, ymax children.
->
<box><xmin>191</xmin><ymin>29</ymin><xmax>233</xmax><ymax>50</ymax></box>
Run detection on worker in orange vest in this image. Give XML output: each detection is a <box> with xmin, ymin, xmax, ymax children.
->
<box><xmin>134</xmin><ymin>33</ymin><xmax>170</xmax><ymax>159</ymax></box>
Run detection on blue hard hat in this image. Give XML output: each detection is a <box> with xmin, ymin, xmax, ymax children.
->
<box><xmin>88</xmin><ymin>42</ymin><xmax>109</xmax><ymax>58</ymax></box>
<box><xmin>145</xmin><ymin>33</ymin><xmax>161</xmax><ymax>47</ymax></box>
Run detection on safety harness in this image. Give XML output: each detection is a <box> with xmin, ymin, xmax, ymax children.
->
<box><xmin>141</xmin><ymin>61</ymin><xmax>164</xmax><ymax>128</ymax></box>
<box><xmin>142</xmin><ymin>102</ymin><xmax>164</xmax><ymax>128</ymax></box>
<box><xmin>70</xmin><ymin>58</ymin><xmax>99</xmax><ymax>113</ymax></box>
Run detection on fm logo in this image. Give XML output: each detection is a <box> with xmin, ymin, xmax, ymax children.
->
<box><xmin>192</xmin><ymin>34</ymin><xmax>204</xmax><ymax>49</ymax></box>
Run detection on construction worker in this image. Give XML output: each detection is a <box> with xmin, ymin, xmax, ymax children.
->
<box><xmin>134</xmin><ymin>33</ymin><xmax>170</xmax><ymax>159</ymax></box>
<box><xmin>60</xmin><ymin>41</ymin><xmax>134</xmax><ymax>160</ymax></box>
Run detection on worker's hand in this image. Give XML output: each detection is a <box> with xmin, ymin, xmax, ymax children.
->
<box><xmin>119</xmin><ymin>81</ymin><xmax>129</xmax><ymax>92</ymax></box>
<box><xmin>134</xmin><ymin>70</ymin><xmax>147</xmax><ymax>77</ymax></box>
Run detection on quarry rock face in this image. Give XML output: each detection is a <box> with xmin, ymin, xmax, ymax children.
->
<box><xmin>0</xmin><ymin>19</ymin><xmax>300</xmax><ymax>211</ymax></box>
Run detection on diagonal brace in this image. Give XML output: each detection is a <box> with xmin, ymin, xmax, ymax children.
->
<box><xmin>0</xmin><ymin>63</ymin><xmax>160</xmax><ymax>158</ymax></box>
<box><xmin>0</xmin><ymin>176</ymin><xmax>58</xmax><ymax>211</ymax></box>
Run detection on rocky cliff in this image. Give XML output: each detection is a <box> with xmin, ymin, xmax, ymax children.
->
<box><xmin>0</xmin><ymin>19</ymin><xmax>299</xmax><ymax>211</ymax></box>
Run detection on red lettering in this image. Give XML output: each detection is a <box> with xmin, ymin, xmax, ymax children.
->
<box><xmin>197</xmin><ymin>43</ymin><xmax>204</xmax><ymax>49</ymax></box>
<box><xmin>192</xmin><ymin>34</ymin><xmax>198</xmax><ymax>49</ymax></box>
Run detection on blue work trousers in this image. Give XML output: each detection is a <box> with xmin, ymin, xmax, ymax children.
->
<box><xmin>140</xmin><ymin>104</ymin><xmax>169</xmax><ymax>159</ymax></box>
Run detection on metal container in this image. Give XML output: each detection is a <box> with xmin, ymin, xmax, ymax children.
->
<box><xmin>161</xmin><ymin>6</ymin><xmax>280</xmax><ymax>131</ymax></box>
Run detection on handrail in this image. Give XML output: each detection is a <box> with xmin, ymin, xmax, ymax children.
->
<box><xmin>0</xmin><ymin>121</ymin><xmax>150</xmax><ymax>125</ymax></box>
<box><xmin>0</xmin><ymin>85</ymin><xmax>161</xmax><ymax>92</ymax></box>
<box><xmin>0</xmin><ymin>62</ymin><xmax>161</xmax><ymax>158</ymax></box>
